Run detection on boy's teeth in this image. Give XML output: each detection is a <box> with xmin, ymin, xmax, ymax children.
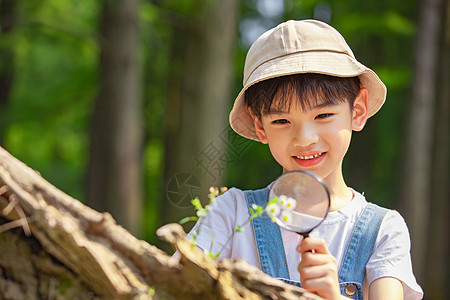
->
<box><xmin>295</xmin><ymin>152</ymin><xmax>323</xmax><ymax>160</ymax></box>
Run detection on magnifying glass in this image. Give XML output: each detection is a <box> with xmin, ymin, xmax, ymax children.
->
<box><xmin>268</xmin><ymin>170</ymin><xmax>331</xmax><ymax>238</ymax></box>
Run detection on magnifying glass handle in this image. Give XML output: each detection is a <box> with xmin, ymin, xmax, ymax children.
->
<box><xmin>299</xmin><ymin>231</ymin><xmax>310</xmax><ymax>239</ymax></box>
<box><xmin>299</xmin><ymin>233</ymin><xmax>316</xmax><ymax>253</ymax></box>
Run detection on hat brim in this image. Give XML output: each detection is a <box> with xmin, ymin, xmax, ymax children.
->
<box><xmin>229</xmin><ymin>50</ymin><xmax>386</xmax><ymax>141</ymax></box>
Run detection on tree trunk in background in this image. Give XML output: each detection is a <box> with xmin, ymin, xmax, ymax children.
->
<box><xmin>399</xmin><ymin>0</ymin><xmax>444</xmax><ymax>283</ymax></box>
<box><xmin>163</xmin><ymin>0</ymin><xmax>238</xmax><ymax>226</ymax></box>
<box><xmin>0</xmin><ymin>0</ymin><xmax>16</xmax><ymax>145</ymax></box>
<box><xmin>87</xmin><ymin>0</ymin><xmax>143</xmax><ymax>235</ymax></box>
<box><xmin>425</xmin><ymin>1</ymin><xmax>450</xmax><ymax>297</ymax></box>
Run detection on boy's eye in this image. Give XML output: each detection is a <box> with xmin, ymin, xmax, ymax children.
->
<box><xmin>315</xmin><ymin>113</ymin><xmax>333</xmax><ymax>119</ymax></box>
<box><xmin>272</xmin><ymin>119</ymin><xmax>289</xmax><ymax>124</ymax></box>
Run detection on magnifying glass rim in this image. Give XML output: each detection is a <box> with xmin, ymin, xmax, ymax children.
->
<box><xmin>269</xmin><ymin>170</ymin><xmax>331</xmax><ymax>235</ymax></box>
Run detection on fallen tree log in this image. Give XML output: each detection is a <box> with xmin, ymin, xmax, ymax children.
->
<box><xmin>0</xmin><ymin>146</ymin><xmax>321</xmax><ymax>300</ymax></box>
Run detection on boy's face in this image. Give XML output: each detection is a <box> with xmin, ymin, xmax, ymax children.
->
<box><xmin>250</xmin><ymin>89</ymin><xmax>368</xmax><ymax>185</ymax></box>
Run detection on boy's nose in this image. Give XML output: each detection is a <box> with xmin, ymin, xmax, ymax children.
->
<box><xmin>292</xmin><ymin>123</ymin><xmax>319</xmax><ymax>147</ymax></box>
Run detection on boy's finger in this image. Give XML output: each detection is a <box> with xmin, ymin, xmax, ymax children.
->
<box><xmin>299</xmin><ymin>263</ymin><xmax>338</xmax><ymax>282</ymax></box>
<box><xmin>297</xmin><ymin>237</ymin><xmax>329</xmax><ymax>254</ymax></box>
<box><xmin>299</xmin><ymin>251</ymin><xmax>337</xmax><ymax>268</ymax></box>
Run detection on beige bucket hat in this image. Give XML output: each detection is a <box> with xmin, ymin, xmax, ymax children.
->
<box><xmin>229</xmin><ymin>19</ymin><xmax>387</xmax><ymax>141</ymax></box>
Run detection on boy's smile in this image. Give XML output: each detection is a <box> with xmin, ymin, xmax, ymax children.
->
<box><xmin>293</xmin><ymin>151</ymin><xmax>326</xmax><ymax>168</ymax></box>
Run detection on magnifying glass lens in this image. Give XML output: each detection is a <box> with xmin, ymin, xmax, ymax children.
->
<box><xmin>268</xmin><ymin>171</ymin><xmax>330</xmax><ymax>237</ymax></box>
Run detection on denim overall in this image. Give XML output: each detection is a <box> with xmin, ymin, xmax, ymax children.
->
<box><xmin>245</xmin><ymin>188</ymin><xmax>388</xmax><ymax>300</ymax></box>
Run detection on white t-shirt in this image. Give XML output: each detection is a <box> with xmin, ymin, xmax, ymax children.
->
<box><xmin>188</xmin><ymin>187</ymin><xmax>423</xmax><ymax>299</ymax></box>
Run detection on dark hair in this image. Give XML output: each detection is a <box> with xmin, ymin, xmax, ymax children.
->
<box><xmin>244</xmin><ymin>73</ymin><xmax>361</xmax><ymax>120</ymax></box>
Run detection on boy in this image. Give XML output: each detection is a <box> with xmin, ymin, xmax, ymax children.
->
<box><xmin>187</xmin><ymin>20</ymin><xmax>423</xmax><ymax>299</ymax></box>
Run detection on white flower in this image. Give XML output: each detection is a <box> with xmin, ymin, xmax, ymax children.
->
<box><xmin>266</xmin><ymin>203</ymin><xmax>280</xmax><ymax>217</ymax></box>
<box><xmin>278</xmin><ymin>195</ymin><xmax>288</xmax><ymax>207</ymax></box>
<box><xmin>280</xmin><ymin>210</ymin><xmax>292</xmax><ymax>224</ymax></box>
<box><xmin>285</xmin><ymin>197</ymin><xmax>297</xmax><ymax>210</ymax></box>
<box><xmin>277</xmin><ymin>195</ymin><xmax>297</xmax><ymax>211</ymax></box>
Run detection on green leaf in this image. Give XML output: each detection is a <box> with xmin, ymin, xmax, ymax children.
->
<box><xmin>268</xmin><ymin>197</ymin><xmax>279</xmax><ymax>205</ymax></box>
<box><xmin>148</xmin><ymin>287</ymin><xmax>156</xmax><ymax>296</ymax></box>
<box><xmin>236</xmin><ymin>225</ymin><xmax>244</xmax><ymax>232</ymax></box>
<box><xmin>255</xmin><ymin>206</ymin><xmax>264</xmax><ymax>214</ymax></box>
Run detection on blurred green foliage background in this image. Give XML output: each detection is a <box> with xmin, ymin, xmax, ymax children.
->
<box><xmin>1</xmin><ymin>0</ymin><xmax>448</xmax><ymax>298</ymax></box>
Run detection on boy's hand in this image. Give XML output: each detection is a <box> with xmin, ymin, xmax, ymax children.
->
<box><xmin>297</xmin><ymin>237</ymin><xmax>347</xmax><ymax>300</ymax></box>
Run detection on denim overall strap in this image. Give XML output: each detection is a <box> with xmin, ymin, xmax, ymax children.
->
<box><xmin>338</xmin><ymin>203</ymin><xmax>389</xmax><ymax>299</ymax></box>
<box><xmin>244</xmin><ymin>188</ymin><xmax>290</xmax><ymax>280</ymax></box>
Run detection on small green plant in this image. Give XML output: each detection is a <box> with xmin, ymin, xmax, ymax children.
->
<box><xmin>179</xmin><ymin>187</ymin><xmax>228</xmax><ymax>257</ymax></box>
<box><xmin>179</xmin><ymin>187</ymin><xmax>288</xmax><ymax>258</ymax></box>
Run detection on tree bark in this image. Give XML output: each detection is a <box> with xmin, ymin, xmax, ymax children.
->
<box><xmin>425</xmin><ymin>1</ymin><xmax>450</xmax><ymax>297</ymax></box>
<box><xmin>0</xmin><ymin>222</ymin><xmax>97</xmax><ymax>299</ymax></box>
<box><xmin>163</xmin><ymin>0</ymin><xmax>238</xmax><ymax>226</ymax></box>
<box><xmin>0</xmin><ymin>146</ymin><xmax>320</xmax><ymax>300</ymax></box>
<box><xmin>399</xmin><ymin>0</ymin><xmax>445</xmax><ymax>281</ymax></box>
<box><xmin>87</xmin><ymin>0</ymin><xmax>143</xmax><ymax>235</ymax></box>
